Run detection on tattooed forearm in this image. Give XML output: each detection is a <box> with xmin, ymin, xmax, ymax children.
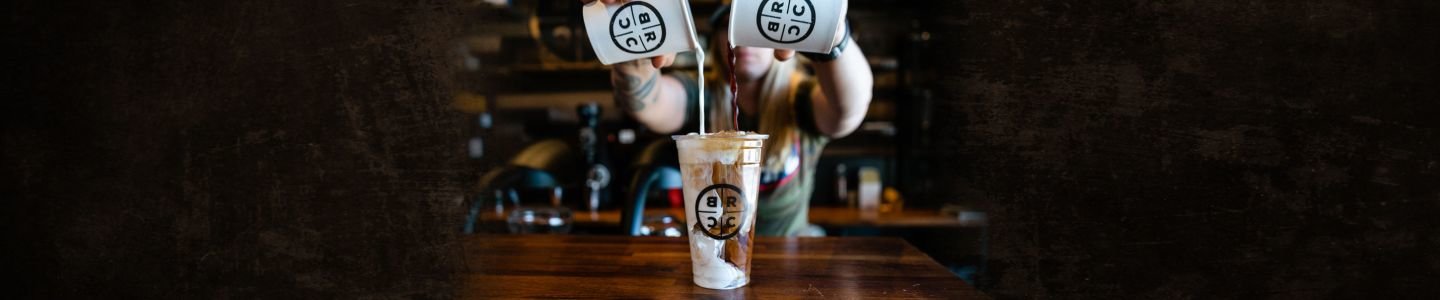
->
<box><xmin>616</xmin><ymin>71</ymin><xmax>659</xmax><ymax>112</ymax></box>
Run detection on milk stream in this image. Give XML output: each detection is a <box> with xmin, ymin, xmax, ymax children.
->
<box><xmin>695</xmin><ymin>49</ymin><xmax>706</xmax><ymax>134</ymax></box>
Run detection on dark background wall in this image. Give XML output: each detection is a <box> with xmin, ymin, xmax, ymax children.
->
<box><xmin>5</xmin><ymin>0</ymin><xmax>1438</xmax><ymax>299</ymax></box>
<box><xmin>925</xmin><ymin>0</ymin><xmax>1440</xmax><ymax>298</ymax></box>
<box><xmin>6</xmin><ymin>1</ymin><xmax>467</xmax><ymax>298</ymax></box>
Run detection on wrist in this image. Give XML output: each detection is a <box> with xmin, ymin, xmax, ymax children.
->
<box><xmin>800</xmin><ymin>21</ymin><xmax>850</xmax><ymax>62</ymax></box>
<box><xmin>613</xmin><ymin>68</ymin><xmax>657</xmax><ymax>89</ymax></box>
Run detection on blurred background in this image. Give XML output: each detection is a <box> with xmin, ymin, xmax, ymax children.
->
<box><xmin>7</xmin><ymin>0</ymin><xmax>1439</xmax><ymax>298</ymax></box>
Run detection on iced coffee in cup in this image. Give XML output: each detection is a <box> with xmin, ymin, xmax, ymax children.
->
<box><xmin>673</xmin><ymin>131</ymin><xmax>767</xmax><ymax>290</ymax></box>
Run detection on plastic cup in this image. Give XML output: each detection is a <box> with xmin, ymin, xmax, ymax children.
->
<box><xmin>672</xmin><ymin>132</ymin><xmax>767</xmax><ymax>289</ymax></box>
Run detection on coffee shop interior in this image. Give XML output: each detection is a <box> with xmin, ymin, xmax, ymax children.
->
<box><xmin>15</xmin><ymin>0</ymin><xmax>1437</xmax><ymax>297</ymax></box>
<box><xmin>455</xmin><ymin>0</ymin><xmax>985</xmax><ymax>287</ymax></box>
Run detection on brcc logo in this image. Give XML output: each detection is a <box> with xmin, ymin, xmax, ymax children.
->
<box><xmin>694</xmin><ymin>184</ymin><xmax>747</xmax><ymax>240</ymax></box>
<box><xmin>756</xmin><ymin>0</ymin><xmax>815</xmax><ymax>44</ymax></box>
<box><xmin>609</xmin><ymin>2</ymin><xmax>667</xmax><ymax>54</ymax></box>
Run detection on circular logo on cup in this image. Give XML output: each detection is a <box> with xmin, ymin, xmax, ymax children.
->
<box><xmin>609</xmin><ymin>2</ymin><xmax>667</xmax><ymax>54</ymax></box>
<box><xmin>694</xmin><ymin>184</ymin><xmax>747</xmax><ymax>240</ymax></box>
<box><xmin>755</xmin><ymin>0</ymin><xmax>816</xmax><ymax>44</ymax></box>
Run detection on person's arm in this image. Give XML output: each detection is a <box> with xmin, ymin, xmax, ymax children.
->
<box><xmin>611</xmin><ymin>54</ymin><xmax>689</xmax><ymax>134</ymax></box>
<box><xmin>777</xmin><ymin>27</ymin><xmax>873</xmax><ymax>139</ymax></box>
<box><xmin>807</xmin><ymin>41</ymin><xmax>872</xmax><ymax>139</ymax></box>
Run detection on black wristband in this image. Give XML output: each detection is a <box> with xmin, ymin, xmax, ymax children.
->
<box><xmin>800</xmin><ymin>21</ymin><xmax>850</xmax><ymax>62</ymax></box>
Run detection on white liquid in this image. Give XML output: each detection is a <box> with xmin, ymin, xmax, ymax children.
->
<box><xmin>695</xmin><ymin>49</ymin><xmax>706</xmax><ymax>134</ymax></box>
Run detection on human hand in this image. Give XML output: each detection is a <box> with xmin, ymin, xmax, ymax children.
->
<box><xmin>772</xmin><ymin>19</ymin><xmax>848</xmax><ymax>62</ymax></box>
<box><xmin>772</xmin><ymin>49</ymin><xmax>795</xmax><ymax>61</ymax></box>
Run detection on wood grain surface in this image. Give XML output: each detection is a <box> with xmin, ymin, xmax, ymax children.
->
<box><xmin>480</xmin><ymin>207</ymin><xmax>979</xmax><ymax>230</ymax></box>
<box><xmin>460</xmin><ymin>235</ymin><xmax>986</xmax><ymax>299</ymax></box>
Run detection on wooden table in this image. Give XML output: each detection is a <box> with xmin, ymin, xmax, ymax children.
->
<box><xmin>804</xmin><ymin>207</ymin><xmax>985</xmax><ymax>228</ymax></box>
<box><xmin>460</xmin><ymin>235</ymin><xmax>987</xmax><ymax>299</ymax></box>
<box><xmin>551</xmin><ymin>207</ymin><xmax>980</xmax><ymax>228</ymax></box>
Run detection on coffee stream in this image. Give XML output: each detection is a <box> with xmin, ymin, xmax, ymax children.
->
<box><xmin>727</xmin><ymin>43</ymin><xmax>740</xmax><ymax>130</ymax></box>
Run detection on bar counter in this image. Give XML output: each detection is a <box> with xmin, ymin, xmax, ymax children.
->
<box><xmin>460</xmin><ymin>235</ymin><xmax>987</xmax><ymax>298</ymax></box>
